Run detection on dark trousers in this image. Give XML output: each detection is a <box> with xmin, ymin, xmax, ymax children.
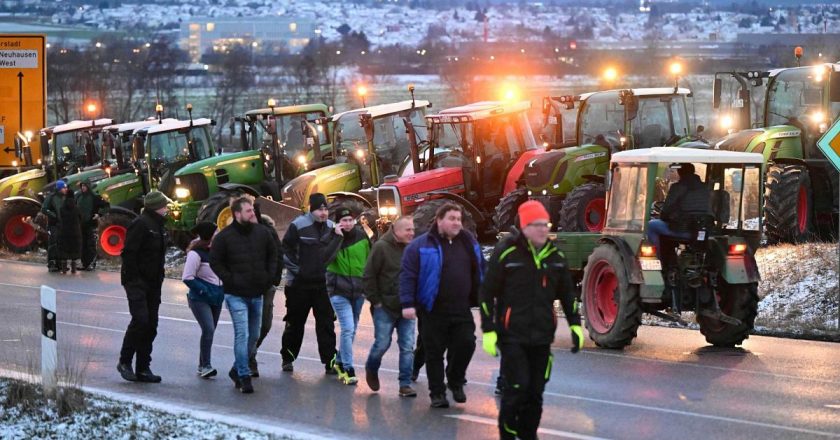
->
<box><xmin>498</xmin><ymin>343</ymin><xmax>552</xmax><ymax>440</ymax></box>
<box><xmin>280</xmin><ymin>283</ymin><xmax>336</xmax><ymax>365</ymax></box>
<box><xmin>119</xmin><ymin>282</ymin><xmax>162</xmax><ymax>371</ymax></box>
<box><xmin>47</xmin><ymin>225</ymin><xmax>60</xmax><ymax>269</ymax></box>
<box><xmin>187</xmin><ymin>298</ymin><xmax>222</xmax><ymax>368</ymax></box>
<box><xmin>81</xmin><ymin>224</ymin><xmax>97</xmax><ymax>269</ymax></box>
<box><xmin>419</xmin><ymin>310</ymin><xmax>475</xmax><ymax>396</ymax></box>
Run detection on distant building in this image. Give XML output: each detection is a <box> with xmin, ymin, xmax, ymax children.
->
<box><xmin>180</xmin><ymin>16</ymin><xmax>317</xmax><ymax>63</ymax></box>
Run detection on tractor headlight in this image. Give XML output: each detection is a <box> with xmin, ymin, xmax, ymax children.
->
<box><xmin>379</xmin><ymin>206</ymin><xmax>388</xmax><ymax>216</ymax></box>
<box><xmin>174</xmin><ymin>186</ymin><xmax>191</xmax><ymax>199</ymax></box>
<box><xmin>387</xmin><ymin>206</ymin><xmax>397</xmax><ymax>216</ymax></box>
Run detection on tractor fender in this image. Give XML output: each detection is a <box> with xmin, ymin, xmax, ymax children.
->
<box><xmin>105</xmin><ymin>205</ymin><xmax>138</xmax><ymax>219</ymax></box>
<box><xmin>1</xmin><ymin>196</ymin><xmax>41</xmax><ymax>209</ymax></box>
<box><xmin>327</xmin><ymin>191</ymin><xmax>373</xmax><ymax>208</ymax></box>
<box><xmin>426</xmin><ymin>191</ymin><xmax>486</xmax><ymax>226</ymax></box>
<box><xmin>581</xmin><ymin>174</ymin><xmax>605</xmax><ymax>184</ymax></box>
<box><xmin>596</xmin><ymin>236</ymin><xmax>644</xmax><ymax>285</ymax></box>
<box><xmin>218</xmin><ymin>183</ymin><xmax>261</xmax><ymax>198</ymax></box>
<box><xmin>721</xmin><ymin>252</ymin><xmax>762</xmax><ymax>284</ymax></box>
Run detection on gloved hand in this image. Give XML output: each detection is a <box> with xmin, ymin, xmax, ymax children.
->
<box><xmin>482</xmin><ymin>331</ymin><xmax>498</xmax><ymax>357</ymax></box>
<box><xmin>570</xmin><ymin>325</ymin><xmax>584</xmax><ymax>353</ymax></box>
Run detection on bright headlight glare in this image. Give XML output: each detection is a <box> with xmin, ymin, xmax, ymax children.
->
<box><xmin>378</xmin><ymin>206</ymin><xmax>388</xmax><ymax>216</ymax></box>
<box><xmin>174</xmin><ymin>187</ymin><xmax>190</xmax><ymax>199</ymax></box>
<box><xmin>296</xmin><ymin>155</ymin><xmax>307</xmax><ymax>165</ymax></box>
<box><xmin>387</xmin><ymin>206</ymin><xmax>397</xmax><ymax>216</ymax></box>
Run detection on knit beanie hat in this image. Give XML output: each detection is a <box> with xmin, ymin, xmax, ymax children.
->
<box><xmin>334</xmin><ymin>207</ymin><xmax>353</xmax><ymax>222</ymax></box>
<box><xmin>309</xmin><ymin>193</ymin><xmax>327</xmax><ymax>211</ymax></box>
<box><xmin>191</xmin><ymin>221</ymin><xmax>217</xmax><ymax>241</ymax></box>
<box><xmin>518</xmin><ymin>200</ymin><xmax>550</xmax><ymax>229</ymax></box>
<box><xmin>55</xmin><ymin>180</ymin><xmax>67</xmax><ymax>191</ymax></box>
<box><xmin>144</xmin><ymin>190</ymin><xmax>168</xmax><ymax>211</ymax></box>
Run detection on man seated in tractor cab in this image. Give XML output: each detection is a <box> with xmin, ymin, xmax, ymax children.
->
<box><xmin>646</xmin><ymin>163</ymin><xmax>712</xmax><ymax>267</ymax></box>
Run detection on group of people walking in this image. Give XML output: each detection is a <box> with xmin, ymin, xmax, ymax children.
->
<box><xmin>114</xmin><ymin>190</ymin><xmax>583</xmax><ymax>439</ymax></box>
<box><xmin>42</xmin><ymin>179</ymin><xmax>109</xmax><ymax>273</ymax></box>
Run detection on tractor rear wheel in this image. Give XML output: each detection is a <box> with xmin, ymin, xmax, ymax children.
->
<box><xmin>492</xmin><ymin>187</ymin><xmax>528</xmax><ymax>234</ymax></box>
<box><xmin>765</xmin><ymin>164</ymin><xmax>813</xmax><ymax>243</ymax></box>
<box><xmin>97</xmin><ymin>212</ymin><xmax>135</xmax><ymax>260</ymax></box>
<box><xmin>558</xmin><ymin>183</ymin><xmax>606</xmax><ymax>232</ymax></box>
<box><xmin>0</xmin><ymin>200</ymin><xmax>41</xmax><ymax>253</ymax></box>
<box><xmin>412</xmin><ymin>199</ymin><xmax>477</xmax><ymax>237</ymax></box>
<box><xmin>582</xmin><ymin>244</ymin><xmax>642</xmax><ymax>349</ymax></box>
<box><xmin>697</xmin><ymin>281</ymin><xmax>758</xmax><ymax>347</ymax></box>
<box><xmin>197</xmin><ymin>190</ymin><xmax>243</xmax><ymax>228</ymax></box>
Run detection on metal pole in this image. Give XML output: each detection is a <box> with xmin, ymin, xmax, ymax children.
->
<box><xmin>40</xmin><ymin>285</ymin><xmax>57</xmax><ymax>393</ymax></box>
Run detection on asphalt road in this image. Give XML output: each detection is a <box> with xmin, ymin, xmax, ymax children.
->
<box><xmin>1</xmin><ymin>259</ymin><xmax>839</xmax><ymax>440</ymax></box>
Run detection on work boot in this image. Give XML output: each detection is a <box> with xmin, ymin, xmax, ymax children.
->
<box><xmin>495</xmin><ymin>375</ymin><xmax>505</xmax><ymax>396</ymax></box>
<box><xmin>399</xmin><ymin>386</ymin><xmax>417</xmax><ymax>398</ymax></box>
<box><xmin>282</xmin><ymin>361</ymin><xmax>294</xmax><ymax>372</ymax></box>
<box><xmin>228</xmin><ymin>367</ymin><xmax>241</xmax><ymax>389</ymax></box>
<box><xmin>240</xmin><ymin>376</ymin><xmax>254</xmax><ymax>394</ymax></box>
<box><xmin>366</xmin><ymin>368</ymin><xmax>380</xmax><ymax>391</ymax></box>
<box><xmin>249</xmin><ymin>356</ymin><xmax>259</xmax><ymax>378</ymax></box>
<box><xmin>448</xmin><ymin>384</ymin><xmax>467</xmax><ymax>403</ymax></box>
<box><xmin>116</xmin><ymin>363</ymin><xmax>137</xmax><ymax>382</ymax></box>
<box><xmin>70</xmin><ymin>260</ymin><xmax>77</xmax><ymax>274</ymax></box>
<box><xmin>430</xmin><ymin>394</ymin><xmax>450</xmax><ymax>408</ymax></box>
<box><xmin>135</xmin><ymin>368</ymin><xmax>162</xmax><ymax>383</ymax></box>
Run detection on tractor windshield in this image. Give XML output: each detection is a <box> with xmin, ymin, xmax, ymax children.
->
<box><xmin>51</xmin><ymin>129</ymin><xmax>102</xmax><ymax>165</ymax></box>
<box><xmin>148</xmin><ymin>125</ymin><xmax>214</xmax><ymax>165</ymax></box>
<box><xmin>336</xmin><ymin>108</ymin><xmax>427</xmax><ymax>176</ymax></box>
<box><xmin>766</xmin><ymin>67</ymin><xmax>826</xmax><ymax>130</ymax></box>
<box><xmin>432</xmin><ymin>112</ymin><xmax>535</xmax><ymax>165</ymax></box>
<box><xmin>606</xmin><ymin>164</ymin><xmax>648</xmax><ymax>232</ymax></box>
<box><xmin>719</xmin><ymin>165</ymin><xmax>762</xmax><ymax>231</ymax></box>
<box><xmin>632</xmin><ymin>96</ymin><xmax>689</xmax><ymax>148</ymax></box>
<box><xmin>254</xmin><ymin>111</ymin><xmax>329</xmax><ymax>154</ymax></box>
<box><xmin>579</xmin><ymin>93</ymin><xmax>625</xmax><ymax>149</ymax></box>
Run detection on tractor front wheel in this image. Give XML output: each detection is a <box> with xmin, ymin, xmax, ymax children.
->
<box><xmin>697</xmin><ymin>281</ymin><xmax>758</xmax><ymax>347</ymax></box>
<box><xmin>765</xmin><ymin>164</ymin><xmax>813</xmax><ymax>243</ymax></box>
<box><xmin>412</xmin><ymin>199</ymin><xmax>477</xmax><ymax>237</ymax></box>
<box><xmin>0</xmin><ymin>200</ymin><xmax>41</xmax><ymax>253</ymax></box>
<box><xmin>558</xmin><ymin>183</ymin><xmax>607</xmax><ymax>232</ymax></box>
<box><xmin>582</xmin><ymin>244</ymin><xmax>642</xmax><ymax>349</ymax></box>
<box><xmin>197</xmin><ymin>190</ymin><xmax>243</xmax><ymax>228</ymax></box>
<box><xmin>492</xmin><ymin>187</ymin><xmax>528</xmax><ymax>234</ymax></box>
<box><xmin>97</xmin><ymin>212</ymin><xmax>135</xmax><ymax>260</ymax></box>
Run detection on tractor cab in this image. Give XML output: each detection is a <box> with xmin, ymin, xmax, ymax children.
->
<box><xmin>101</xmin><ymin>119</ymin><xmax>177</xmax><ymax>177</ymax></box>
<box><xmin>711</xmin><ymin>71</ymin><xmax>767</xmax><ymax>138</ymax></box>
<box><xmin>561</xmin><ymin>147</ymin><xmax>764</xmax><ymax>349</ymax></box>
<box><xmin>137</xmin><ymin>118</ymin><xmax>215</xmax><ymax>197</ymax></box>
<box><xmin>41</xmin><ymin>118</ymin><xmax>114</xmax><ymax>180</ymax></box>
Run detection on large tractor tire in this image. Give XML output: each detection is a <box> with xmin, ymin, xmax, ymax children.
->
<box><xmin>197</xmin><ymin>190</ymin><xmax>244</xmax><ymax>228</ymax></box>
<box><xmin>0</xmin><ymin>200</ymin><xmax>41</xmax><ymax>253</ymax></box>
<box><xmin>581</xmin><ymin>244</ymin><xmax>642</xmax><ymax>349</ymax></box>
<box><xmin>492</xmin><ymin>187</ymin><xmax>528</xmax><ymax>234</ymax></box>
<box><xmin>765</xmin><ymin>164</ymin><xmax>813</xmax><ymax>244</ymax></box>
<box><xmin>412</xmin><ymin>199</ymin><xmax>477</xmax><ymax>237</ymax></box>
<box><xmin>558</xmin><ymin>183</ymin><xmax>607</xmax><ymax>232</ymax></box>
<box><xmin>97</xmin><ymin>212</ymin><xmax>135</xmax><ymax>260</ymax></box>
<box><xmin>697</xmin><ymin>281</ymin><xmax>758</xmax><ymax>347</ymax></box>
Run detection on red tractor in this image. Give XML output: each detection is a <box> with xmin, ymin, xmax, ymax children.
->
<box><xmin>375</xmin><ymin>100</ymin><xmax>543</xmax><ymax>235</ymax></box>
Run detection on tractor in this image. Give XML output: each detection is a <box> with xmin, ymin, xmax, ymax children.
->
<box><xmin>558</xmin><ymin>147</ymin><xmax>764</xmax><ymax>348</ymax></box>
<box><xmin>518</xmin><ymin>87</ymin><xmax>707</xmax><ymax>234</ymax></box>
<box><xmin>375</xmin><ymin>100</ymin><xmax>542</xmax><ymax>236</ymax></box>
<box><xmin>0</xmin><ymin>118</ymin><xmax>118</xmax><ymax>252</ymax></box>
<box><xmin>712</xmin><ymin>62</ymin><xmax>840</xmax><ymax>243</ymax></box>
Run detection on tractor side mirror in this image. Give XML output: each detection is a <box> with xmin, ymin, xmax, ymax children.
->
<box><xmin>712</xmin><ymin>78</ymin><xmax>722</xmax><ymax>109</ymax></box>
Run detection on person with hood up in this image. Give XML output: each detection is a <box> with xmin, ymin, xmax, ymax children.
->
<box><xmin>58</xmin><ymin>193</ymin><xmax>83</xmax><ymax>273</ymax></box>
<box><xmin>75</xmin><ymin>178</ymin><xmax>109</xmax><ymax>270</ymax></box>
<box><xmin>42</xmin><ymin>179</ymin><xmax>70</xmax><ymax>272</ymax></box>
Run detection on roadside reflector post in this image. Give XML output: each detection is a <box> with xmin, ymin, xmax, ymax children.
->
<box><xmin>41</xmin><ymin>285</ymin><xmax>57</xmax><ymax>393</ymax></box>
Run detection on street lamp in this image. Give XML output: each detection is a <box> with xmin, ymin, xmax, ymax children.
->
<box><xmin>86</xmin><ymin>102</ymin><xmax>98</xmax><ymax>125</ymax></box>
<box><xmin>156</xmin><ymin>104</ymin><xmax>164</xmax><ymax>123</ymax></box>
<box><xmin>669</xmin><ymin>61</ymin><xmax>683</xmax><ymax>92</ymax></box>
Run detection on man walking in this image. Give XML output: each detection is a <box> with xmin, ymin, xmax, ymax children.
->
<box><xmin>480</xmin><ymin>201</ymin><xmax>583</xmax><ymax>440</ymax></box>
<box><xmin>75</xmin><ymin>178</ymin><xmax>109</xmax><ymax>271</ymax></box>
<box><xmin>42</xmin><ymin>179</ymin><xmax>70</xmax><ymax>272</ymax></box>
<box><xmin>364</xmin><ymin>215</ymin><xmax>417</xmax><ymax>397</ymax></box>
<box><xmin>117</xmin><ymin>190</ymin><xmax>169</xmax><ymax>383</ymax></box>
<box><xmin>280</xmin><ymin>193</ymin><xmax>342</xmax><ymax>374</ymax></box>
<box><xmin>210</xmin><ymin>197</ymin><xmax>277</xmax><ymax>393</ymax></box>
<box><xmin>400</xmin><ymin>203</ymin><xmax>484</xmax><ymax>408</ymax></box>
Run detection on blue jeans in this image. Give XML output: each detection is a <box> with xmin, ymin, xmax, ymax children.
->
<box><xmin>330</xmin><ymin>295</ymin><xmax>364</xmax><ymax>370</ymax></box>
<box><xmin>187</xmin><ymin>298</ymin><xmax>222</xmax><ymax>369</ymax></box>
<box><xmin>366</xmin><ymin>306</ymin><xmax>416</xmax><ymax>387</ymax></box>
<box><xmin>647</xmin><ymin>219</ymin><xmax>691</xmax><ymax>259</ymax></box>
<box><xmin>225</xmin><ymin>294</ymin><xmax>263</xmax><ymax>378</ymax></box>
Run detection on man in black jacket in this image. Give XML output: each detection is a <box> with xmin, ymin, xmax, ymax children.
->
<box><xmin>75</xmin><ymin>178</ymin><xmax>109</xmax><ymax>270</ymax></box>
<box><xmin>280</xmin><ymin>193</ymin><xmax>342</xmax><ymax>374</ymax></box>
<box><xmin>480</xmin><ymin>201</ymin><xmax>583</xmax><ymax>440</ymax></box>
<box><xmin>210</xmin><ymin>197</ymin><xmax>278</xmax><ymax>394</ymax></box>
<box><xmin>117</xmin><ymin>190</ymin><xmax>169</xmax><ymax>383</ymax></box>
<box><xmin>42</xmin><ymin>179</ymin><xmax>69</xmax><ymax>272</ymax></box>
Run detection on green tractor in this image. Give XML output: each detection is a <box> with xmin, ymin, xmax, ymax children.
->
<box><xmin>515</xmin><ymin>87</ymin><xmax>707</xmax><ymax>233</ymax></box>
<box><xmin>94</xmin><ymin>116</ymin><xmax>216</xmax><ymax>258</ymax></box>
<box><xmin>712</xmin><ymin>63</ymin><xmax>840</xmax><ymax>242</ymax></box>
<box><xmin>0</xmin><ymin>118</ymin><xmax>118</xmax><ymax>252</ymax></box>
<box><xmin>167</xmin><ymin>102</ymin><xmax>334</xmax><ymax>239</ymax></box>
<box><xmin>559</xmin><ymin>147</ymin><xmax>764</xmax><ymax>348</ymax></box>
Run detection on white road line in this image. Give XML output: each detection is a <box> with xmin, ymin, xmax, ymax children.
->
<box><xmin>58</xmin><ymin>321</ymin><xmax>123</xmax><ymax>333</ymax></box>
<box><xmin>827</xmin><ymin>405</ymin><xmax>840</xmax><ymax>409</ymax></box>
<box><xmin>0</xmin><ymin>281</ymin><xmax>186</xmax><ymax>307</ymax></box>
<box><xmin>115</xmin><ymin>312</ymin><xmax>231</xmax><ymax>325</ymax></box>
<box><xmin>444</xmin><ymin>414</ymin><xmax>611</xmax><ymax>440</ymax></box>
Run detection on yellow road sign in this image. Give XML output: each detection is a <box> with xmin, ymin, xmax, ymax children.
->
<box><xmin>0</xmin><ymin>34</ymin><xmax>46</xmax><ymax>169</ymax></box>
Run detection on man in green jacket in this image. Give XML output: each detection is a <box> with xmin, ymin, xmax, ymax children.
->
<box><xmin>480</xmin><ymin>201</ymin><xmax>583</xmax><ymax>440</ymax></box>
<box><xmin>363</xmin><ymin>216</ymin><xmax>417</xmax><ymax>397</ymax></box>
<box><xmin>326</xmin><ymin>206</ymin><xmax>371</xmax><ymax>385</ymax></box>
<box><xmin>42</xmin><ymin>179</ymin><xmax>69</xmax><ymax>272</ymax></box>
<box><xmin>75</xmin><ymin>179</ymin><xmax>109</xmax><ymax>270</ymax></box>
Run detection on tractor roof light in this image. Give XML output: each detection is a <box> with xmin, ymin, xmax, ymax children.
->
<box><xmin>500</xmin><ymin>83</ymin><xmax>521</xmax><ymax>102</ymax></box>
<box><xmin>603</xmin><ymin>66</ymin><xmax>619</xmax><ymax>82</ymax></box>
<box><xmin>267</xmin><ymin>98</ymin><xmax>277</xmax><ymax>108</ymax></box>
<box><xmin>810</xmin><ymin>110</ymin><xmax>826</xmax><ymax>124</ymax></box>
<box><xmin>669</xmin><ymin>61</ymin><xmax>683</xmax><ymax>76</ymax></box>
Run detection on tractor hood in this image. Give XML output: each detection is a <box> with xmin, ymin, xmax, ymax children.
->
<box><xmin>714</xmin><ymin>129</ymin><xmax>764</xmax><ymax>152</ymax></box>
<box><xmin>504</xmin><ymin>148</ymin><xmax>544</xmax><ymax>194</ymax></box>
<box><xmin>525</xmin><ymin>144</ymin><xmax>610</xmax><ymax>196</ymax></box>
<box><xmin>174</xmin><ymin>150</ymin><xmax>261</xmax><ymax>176</ymax></box>
<box><xmin>281</xmin><ymin>162</ymin><xmax>361</xmax><ymax>210</ymax></box>
<box><xmin>0</xmin><ymin>168</ymin><xmax>49</xmax><ymax>199</ymax></box>
<box><xmin>390</xmin><ymin>167</ymin><xmax>464</xmax><ymax>209</ymax></box>
<box><xmin>714</xmin><ymin>125</ymin><xmax>803</xmax><ymax>160</ymax></box>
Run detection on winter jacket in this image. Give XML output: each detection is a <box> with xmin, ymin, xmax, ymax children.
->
<box><xmin>210</xmin><ymin>220</ymin><xmax>278</xmax><ymax>298</ymax></box>
<box><xmin>399</xmin><ymin>226</ymin><xmax>485</xmax><ymax>313</ymax></box>
<box><xmin>75</xmin><ymin>189</ymin><xmax>109</xmax><ymax>228</ymax></box>
<box><xmin>282</xmin><ymin>212</ymin><xmax>342</xmax><ymax>288</ymax></box>
<box><xmin>41</xmin><ymin>191</ymin><xmax>66</xmax><ymax>227</ymax></box>
<box><xmin>120</xmin><ymin>209</ymin><xmax>168</xmax><ymax>290</ymax></box>
<box><xmin>182</xmin><ymin>246</ymin><xmax>224</xmax><ymax>306</ymax></box>
<box><xmin>58</xmin><ymin>196</ymin><xmax>82</xmax><ymax>260</ymax></box>
<box><xmin>479</xmin><ymin>231</ymin><xmax>581</xmax><ymax>346</ymax></box>
<box><xmin>661</xmin><ymin>174</ymin><xmax>712</xmax><ymax>232</ymax></box>
<box><xmin>326</xmin><ymin>226</ymin><xmax>370</xmax><ymax>299</ymax></box>
<box><xmin>363</xmin><ymin>229</ymin><xmax>407</xmax><ymax>316</ymax></box>
<box><xmin>261</xmin><ymin>223</ymin><xmax>285</xmax><ymax>286</ymax></box>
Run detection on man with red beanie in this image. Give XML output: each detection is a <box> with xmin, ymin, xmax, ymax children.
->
<box><xmin>479</xmin><ymin>200</ymin><xmax>583</xmax><ymax>440</ymax></box>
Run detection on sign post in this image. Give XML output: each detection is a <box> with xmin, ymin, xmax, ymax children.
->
<box><xmin>0</xmin><ymin>34</ymin><xmax>46</xmax><ymax>172</ymax></box>
<box><xmin>816</xmin><ymin>120</ymin><xmax>840</xmax><ymax>331</ymax></box>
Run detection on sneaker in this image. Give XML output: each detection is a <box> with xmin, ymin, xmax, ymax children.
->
<box><xmin>282</xmin><ymin>362</ymin><xmax>294</xmax><ymax>372</ymax></box>
<box><xmin>135</xmin><ymin>369</ymin><xmax>162</xmax><ymax>383</ymax></box>
<box><xmin>341</xmin><ymin>367</ymin><xmax>358</xmax><ymax>385</ymax></box>
<box><xmin>366</xmin><ymin>369</ymin><xmax>380</xmax><ymax>391</ymax></box>
<box><xmin>326</xmin><ymin>354</ymin><xmax>338</xmax><ymax>375</ymax></box>
<box><xmin>399</xmin><ymin>386</ymin><xmax>417</xmax><ymax>398</ymax></box>
<box><xmin>240</xmin><ymin>376</ymin><xmax>254</xmax><ymax>394</ymax></box>
<box><xmin>430</xmin><ymin>393</ymin><xmax>450</xmax><ymax>408</ymax></box>
<box><xmin>228</xmin><ymin>367</ymin><xmax>241</xmax><ymax>389</ymax></box>
<box><xmin>198</xmin><ymin>366</ymin><xmax>217</xmax><ymax>379</ymax></box>
<box><xmin>333</xmin><ymin>362</ymin><xmax>346</xmax><ymax>380</ymax></box>
<box><xmin>117</xmin><ymin>363</ymin><xmax>137</xmax><ymax>382</ymax></box>
<box><xmin>448</xmin><ymin>384</ymin><xmax>466</xmax><ymax>403</ymax></box>
<box><xmin>249</xmin><ymin>357</ymin><xmax>259</xmax><ymax>378</ymax></box>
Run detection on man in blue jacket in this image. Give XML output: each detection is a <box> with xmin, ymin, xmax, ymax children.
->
<box><xmin>400</xmin><ymin>202</ymin><xmax>485</xmax><ymax>408</ymax></box>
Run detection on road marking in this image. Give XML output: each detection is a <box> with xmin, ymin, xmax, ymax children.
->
<box><xmin>59</xmin><ymin>321</ymin><xmax>123</xmax><ymax>333</ymax></box>
<box><xmin>827</xmin><ymin>404</ymin><xmax>840</xmax><ymax>409</ymax></box>
<box><xmin>115</xmin><ymin>312</ymin><xmax>231</xmax><ymax>325</ymax></box>
<box><xmin>0</xmin><ymin>281</ymin><xmax>186</xmax><ymax>307</ymax></box>
<box><xmin>445</xmin><ymin>414</ymin><xmax>611</xmax><ymax>439</ymax></box>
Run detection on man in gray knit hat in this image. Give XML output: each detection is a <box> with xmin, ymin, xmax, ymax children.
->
<box><xmin>117</xmin><ymin>190</ymin><xmax>169</xmax><ymax>383</ymax></box>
